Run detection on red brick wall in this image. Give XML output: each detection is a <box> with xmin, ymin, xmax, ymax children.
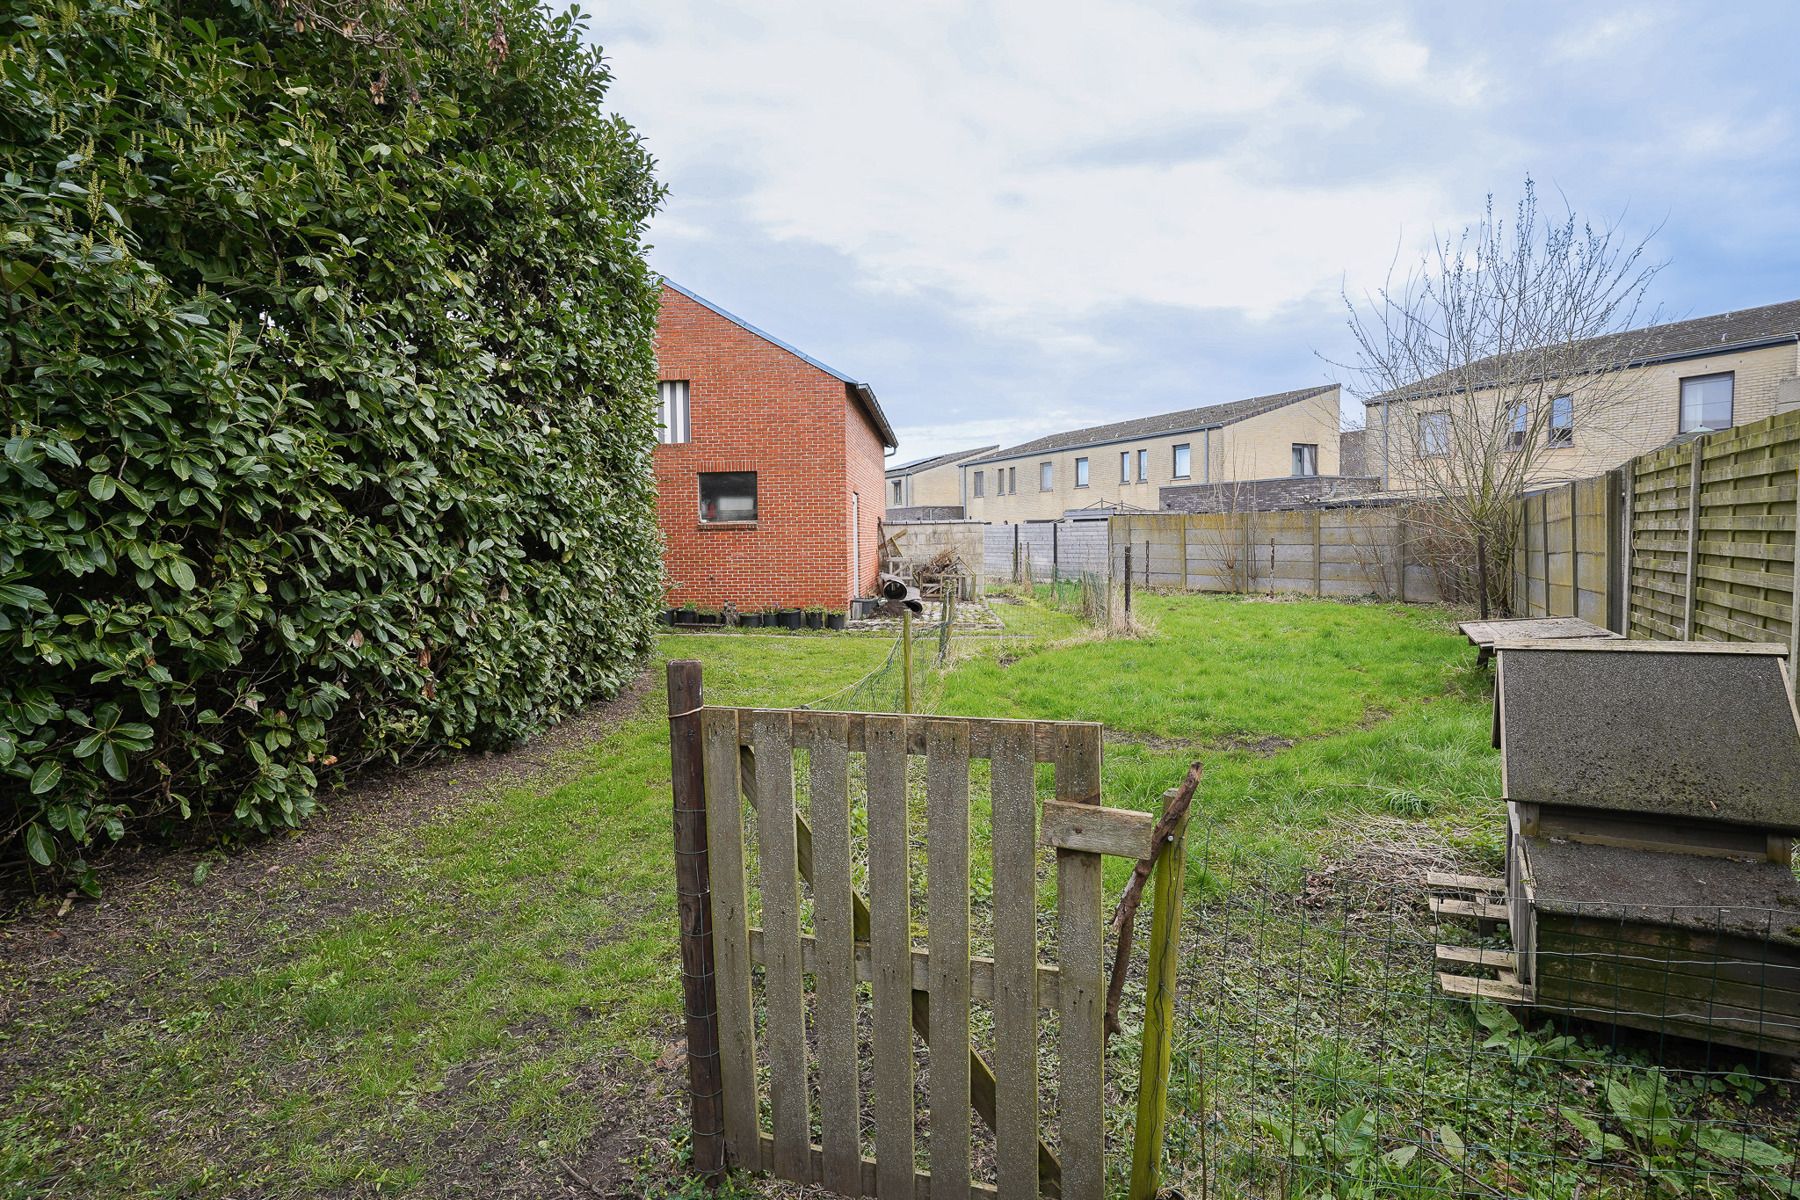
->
<box><xmin>653</xmin><ymin>284</ymin><xmax>888</xmax><ymax>611</ymax></box>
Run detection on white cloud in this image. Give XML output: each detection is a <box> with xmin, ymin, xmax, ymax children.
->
<box><xmin>599</xmin><ymin>2</ymin><xmax>1485</xmax><ymax>343</ymax></box>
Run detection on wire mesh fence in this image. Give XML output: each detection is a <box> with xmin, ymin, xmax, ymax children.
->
<box><xmin>1131</xmin><ymin>828</ymin><xmax>1800</xmax><ymax>1200</ymax></box>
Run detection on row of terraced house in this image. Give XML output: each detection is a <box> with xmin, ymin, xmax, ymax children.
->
<box><xmin>650</xmin><ymin>280</ymin><xmax>1800</xmax><ymax>614</ymax></box>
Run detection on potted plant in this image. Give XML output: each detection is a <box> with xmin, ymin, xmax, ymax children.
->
<box><xmin>804</xmin><ymin>606</ymin><xmax>825</xmax><ymax>630</ymax></box>
<box><xmin>778</xmin><ymin>608</ymin><xmax>803</xmax><ymax>630</ymax></box>
<box><xmin>676</xmin><ymin>603</ymin><xmax>698</xmax><ymax>626</ymax></box>
<box><xmin>658</xmin><ymin>607</ymin><xmax>675</xmax><ymax>626</ymax></box>
<box><xmin>824</xmin><ymin>610</ymin><xmax>847</xmax><ymax>631</ymax></box>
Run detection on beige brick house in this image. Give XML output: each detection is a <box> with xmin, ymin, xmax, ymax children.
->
<box><xmin>960</xmin><ymin>385</ymin><xmax>1342</xmax><ymax>523</ymax></box>
<box><xmin>1366</xmin><ymin>299</ymin><xmax>1800</xmax><ymax>490</ymax></box>
<box><xmin>884</xmin><ymin>445</ymin><xmax>997</xmax><ymax>511</ymax></box>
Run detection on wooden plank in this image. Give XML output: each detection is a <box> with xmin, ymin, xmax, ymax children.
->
<box><xmin>926</xmin><ymin>718</ymin><xmax>973</xmax><ymax>1197</ymax></box>
<box><xmin>1436</xmin><ymin>972</ymin><xmax>1533</xmax><ymax>1003</ymax></box>
<box><xmin>1424</xmin><ymin>871</ymin><xmax>1505</xmax><ymax>893</ymax></box>
<box><xmin>990</xmin><ymin>720</ymin><xmax>1041</xmax><ymax>1197</ymax></box>
<box><xmin>866</xmin><ymin>712</ymin><xmax>916</xmax><ymax>1198</ymax></box>
<box><xmin>803</xmin><ymin>713</ymin><xmax>860</xmax><ymax>1195</ymax></box>
<box><xmin>1684</xmin><ymin>438</ymin><xmax>1705</xmax><ymax>639</ymax></box>
<box><xmin>750</xmin><ymin>709</ymin><xmax>809</xmax><ymax>1182</ymax></box>
<box><xmin>720</xmin><ymin>709</ymin><xmax>1102</xmax><ymax>764</ymax></box>
<box><xmin>1038</xmin><ymin>798</ymin><xmax>1152</xmax><ymax>859</ymax></box>
<box><xmin>700</xmin><ymin>707</ymin><xmax>760</xmax><ymax>1167</ymax></box>
<box><xmin>1053</xmin><ymin>724</ymin><xmax>1105</xmax><ymax>1200</ymax></box>
<box><xmin>1436</xmin><ymin>944</ymin><xmax>1518</xmax><ymax>971</ymax></box>
<box><xmin>1430</xmin><ymin>895</ymin><xmax>1509</xmax><ymax>922</ymax></box>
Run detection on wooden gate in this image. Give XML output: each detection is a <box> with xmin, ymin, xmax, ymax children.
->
<box><xmin>671</xmin><ymin>665</ymin><xmax>1167</xmax><ymax>1198</ymax></box>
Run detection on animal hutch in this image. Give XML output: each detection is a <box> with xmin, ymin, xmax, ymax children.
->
<box><xmin>1435</xmin><ymin>640</ymin><xmax>1800</xmax><ymax>1057</ymax></box>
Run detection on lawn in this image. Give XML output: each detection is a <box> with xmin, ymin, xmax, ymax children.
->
<box><xmin>3</xmin><ymin>591</ymin><xmax>1793</xmax><ymax>1199</ymax></box>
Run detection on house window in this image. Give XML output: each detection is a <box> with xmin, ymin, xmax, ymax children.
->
<box><xmin>973</xmin><ymin>470</ymin><xmax>985</xmax><ymax>498</ymax></box>
<box><xmin>1120</xmin><ymin>452</ymin><xmax>1130</xmax><ymax>483</ymax></box>
<box><xmin>890</xmin><ymin>479</ymin><xmax>904</xmax><ymax>505</ymax></box>
<box><xmin>698</xmin><ymin>471</ymin><xmax>757</xmax><ymax>523</ymax></box>
<box><xmin>1010</xmin><ymin>467</ymin><xmax>1018</xmax><ymax>494</ymax></box>
<box><xmin>1548</xmin><ymin>395</ymin><xmax>1574</xmax><ymax>447</ymax></box>
<box><xmin>1137</xmin><ymin>448</ymin><xmax>1148</xmax><ymax>482</ymax></box>
<box><xmin>1418</xmin><ymin>412</ymin><xmax>1450</xmax><ymax>457</ymax></box>
<box><xmin>1039</xmin><ymin>461</ymin><xmax>1053</xmax><ymax>491</ymax></box>
<box><xmin>1291</xmin><ymin>443</ymin><xmax>1319</xmax><ymax>477</ymax></box>
<box><xmin>1679</xmin><ymin>373</ymin><xmax>1733</xmax><ymax>434</ymax></box>
<box><xmin>657</xmin><ymin>381</ymin><xmax>691</xmax><ymax>444</ymax></box>
<box><xmin>1075</xmin><ymin>457</ymin><xmax>1089</xmax><ymax>488</ymax></box>
<box><xmin>1173</xmin><ymin>444</ymin><xmax>1191</xmax><ymax>479</ymax></box>
<box><xmin>1505</xmin><ymin>402</ymin><xmax>1528</xmax><ymax>451</ymax></box>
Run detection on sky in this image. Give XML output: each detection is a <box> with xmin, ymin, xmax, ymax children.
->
<box><xmin>592</xmin><ymin>2</ymin><xmax>1800</xmax><ymax>466</ymax></box>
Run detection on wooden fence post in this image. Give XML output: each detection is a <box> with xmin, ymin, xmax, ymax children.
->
<box><xmin>1613</xmin><ymin>464</ymin><xmax>1633</xmax><ymax>636</ymax></box>
<box><xmin>667</xmin><ymin>660</ymin><xmax>725</xmax><ymax>1184</ymax></box>
<box><xmin>1012</xmin><ymin>523</ymin><xmax>1021</xmax><ymax>584</ymax></box>
<box><xmin>1179</xmin><ymin>518</ymin><xmax>1190</xmax><ymax>592</ymax></box>
<box><xmin>1312</xmin><ymin>510</ymin><xmax>1322</xmax><ymax>597</ymax></box>
<box><xmin>1124</xmin><ymin>544</ymin><xmax>1133</xmax><ymax>622</ymax></box>
<box><xmin>1790</xmin><ymin>457</ymin><xmax>1800</xmax><ymax>697</ymax></box>
<box><xmin>1683</xmin><ymin>438</ymin><xmax>1705</xmax><ymax>639</ymax></box>
<box><xmin>1394</xmin><ymin>511</ymin><xmax>1407</xmax><ymax>603</ymax></box>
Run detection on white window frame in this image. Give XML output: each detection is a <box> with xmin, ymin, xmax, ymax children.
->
<box><xmin>1291</xmin><ymin>443</ymin><xmax>1318</xmax><ymax>477</ymax></box>
<box><xmin>657</xmin><ymin>380</ymin><xmax>691</xmax><ymax>444</ymax></box>
<box><xmin>1679</xmin><ymin>372</ymin><xmax>1733</xmax><ymax>434</ymax></box>
<box><xmin>1505</xmin><ymin>401</ymin><xmax>1528</xmax><ymax>451</ymax></box>
<box><xmin>1418</xmin><ymin>412</ymin><xmax>1450</xmax><ymax>457</ymax></box>
<box><xmin>1548</xmin><ymin>395</ymin><xmax>1574</xmax><ymax>447</ymax></box>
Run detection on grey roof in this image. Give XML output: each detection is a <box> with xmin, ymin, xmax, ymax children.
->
<box><xmin>661</xmin><ymin>279</ymin><xmax>899</xmax><ymax>448</ymax></box>
<box><xmin>1367</xmin><ymin>297</ymin><xmax>1800</xmax><ymax>407</ymax></box>
<box><xmin>885</xmin><ymin>445</ymin><xmax>999</xmax><ymax>478</ymax></box>
<box><xmin>966</xmin><ymin>384</ymin><xmax>1338</xmax><ymax>466</ymax></box>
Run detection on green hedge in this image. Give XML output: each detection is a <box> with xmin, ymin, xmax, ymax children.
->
<box><xmin>1</xmin><ymin>0</ymin><xmax>665</xmax><ymax>886</ymax></box>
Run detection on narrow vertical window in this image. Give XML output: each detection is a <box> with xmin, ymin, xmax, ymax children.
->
<box><xmin>1548</xmin><ymin>395</ymin><xmax>1574</xmax><ymax>447</ymax></box>
<box><xmin>1506</xmin><ymin>402</ymin><xmax>1528</xmax><ymax>450</ymax></box>
<box><xmin>973</xmin><ymin>470</ymin><xmax>985</xmax><ymax>498</ymax></box>
<box><xmin>1039</xmin><ymin>462</ymin><xmax>1053</xmax><ymax>491</ymax></box>
<box><xmin>1075</xmin><ymin>457</ymin><xmax>1090</xmax><ymax>487</ymax></box>
<box><xmin>1120</xmin><ymin>451</ymin><xmax>1130</xmax><ymax>483</ymax></box>
<box><xmin>657</xmin><ymin>381</ymin><xmax>691</xmax><ymax>444</ymax></box>
<box><xmin>891</xmin><ymin>479</ymin><xmax>904</xmax><ymax>505</ymax></box>
<box><xmin>1172</xmin><ymin>444</ymin><xmax>1191</xmax><ymax>478</ymax></box>
<box><xmin>1137</xmin><ymin>448</ymin><xmax>1148</xmax><ymax>482</ymax></box>
<box><xmin>1418</xmin><ymin>412</ymin><xmax>1450</xmax><ymax>457</ymax></box>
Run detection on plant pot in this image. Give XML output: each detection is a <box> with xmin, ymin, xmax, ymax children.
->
<box><xmin>779</xmin><ymin>610</ymin><xmax>802</xmax><ymax>630</ymax></box>
<box><xmin>658</xmin><ymin>608</ymin><xmax>674</xmax><ymax>626</ymax></box>
<box><xmin>805</xmin><ymin>611</ymin><xmax>824</xmax><ymax>630</ymax></box>
<box><xmin>677</xmin><ymin>607</ymin><xmax>698</xmax><ymax>626</ymax></box>
<box><xmin>825</xmin><ymin>613</ymin><xmax>847</xmax><ymax>631</ymax></box>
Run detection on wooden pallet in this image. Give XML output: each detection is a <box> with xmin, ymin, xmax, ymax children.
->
<box><xmin>1429</xmin><ymin>873</ymin><xmax>1535</xmax><ymax>1004</ymax></box>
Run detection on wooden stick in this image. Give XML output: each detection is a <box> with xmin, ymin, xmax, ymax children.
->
<box><xmin>1104</xmin><ymin>760</ymin><xmax>1203</xmax><ymax>1041</ymax></box>
<box><xmin>667</xmin><ymin>661</ymin><xmax>725</xmax><ymax>1183</ymax></box>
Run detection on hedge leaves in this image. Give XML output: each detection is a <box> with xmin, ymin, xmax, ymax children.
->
<box><xmin>2</xmin><ymin>0</ymin><xmax>666</xmax><ymax>886</ymax></box>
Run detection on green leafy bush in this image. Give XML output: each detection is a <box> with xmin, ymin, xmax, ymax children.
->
<box><xmin>1</xmin><ymin>0</ymin><xmax>665</xmax><ymax>886</ymax></box>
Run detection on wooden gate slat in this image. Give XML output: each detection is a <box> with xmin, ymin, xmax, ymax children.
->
<box><xmin>926</xmin><ymin>718</ymin><xmax>973</xmax><ymax>1195</ymax></box>
<box><xmin>751</xmin><ymin>710</ymin><xmax>809</xmax><ymax>1182</ymax></box>
<box><xmin>866</xmin><ymin>713</ymin><xmax>916</xmax><ymax>1196</ymax></box>
<box><xmin>1053</xmin><ymin>724</ymin><xmax>1105</xmax><ymax>1200</ymax></box>
<box><xmin>805</xmin><ymin>714</ymin><xmax>861</xmax><ymax>1195</ymax></box>
<box><xmin>990</xmin><ymin>720</ymin><xmax>1041</xmax><ymax>1196</ymax></box>
<box><xmin>700</xmin><ymin>707</ymin><xmax>759</xmax><ymax>1166</ymax></box>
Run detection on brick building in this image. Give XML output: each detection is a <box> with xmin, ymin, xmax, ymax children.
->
<box><xmin>653</xmin><ymin>281</ymin><xmax>897</xmax><ymax>612</ymax></box>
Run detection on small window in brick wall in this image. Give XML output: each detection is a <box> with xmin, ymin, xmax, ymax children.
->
<box><xmin>891</xmin><ymin>479</ymin><xmax>904</xmax><ymax>505</ymax></box>
<box><xmin>1039</xmin><ymin>461</ymin><xmax>1053</xmax><ymax>491</ymax></box>
<box><xmin>1075</xmin><ymin>457</ymin><xmax>1089</xmax><ymax>487</ymax></box>
<box><xmin>698</xmin><ymin>471</ymin><xmax>757</xmax><ymax>523</ymax></box>
<box><xmin>973</xmin><ymin>470</ymin><xmax>985</xmax><ymax>498</ymax></box>
<box><xmin>657</xmin><ymin>381</ymin><xmax>690</xmax><ymax>444</ymax></box>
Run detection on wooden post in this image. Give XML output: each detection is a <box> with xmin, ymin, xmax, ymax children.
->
<box><xmin>1012</xmin><ymin>523</ymin><xmax>1021</xmax><ymax>584</ymax></box>
<box><xmin>1613</xmin><ymin>464</ymin><xmax>1632</xmax><ymax>636</ymax></box>
<box><xmin>1127</xmin><ymin>800</ymin><xmax>1192</xmax><ymax>1200</ymax></box>
<box><xmin>1052</xmin><ymin>522</ymin><xmax>1060</xmax><ymax>586</ymax></box>
<box><xmin>1477</xmin><ymin>532</ymin><xmax>1490</xmax><ymax>620</ymax></box>
<box><xmin>1790</xmin><ymin>458</ymin><xmax>1800</xmax><ymax>697</ymax></box>
<box><xmin>1179</xmin><ymin>517</ymin><xmax>1190</xmax><ymax>592</ymax></box>
<box><xmin>1124</xmin><ymin>544</ymin><xmax>1133</xmax><ymax>622</ymax></box>
<box><xmin>1683</xmin><ymin>438</ymin><xmax>1705</xmax><ymax>639</ymax></box>
<box><xmin>1267</xmin><ymin>537</ymin><xmax>1275</xmax><ymax>599</ymax></box>
<box><xmin>667</xmin><ymin>660</ymin><xmax>725</xmax><ymax>1184</ymax></box>
<box><xmin>1312</xmin><ymin>510</ymin><xmax>1322</xmax><ymax>598</ymax></box>
<box><xmin>1241</xmin><ymin>511</ymin><xmax>1252</xmax><ymax>594</ymax></box>
<box><xmin>1567</xmin><ymin>481</ymin><xmax>1579</xmax><ymax>620</ymax></box>
<box><xmin>1394</xmin><ymin>510</ymin><xmax>1407</xmax><ymax>603</ymax></box>
<box><xmin>901</xmin><ymin>608</ymin><xmax>914</xmax><ymax>714</ymax></box>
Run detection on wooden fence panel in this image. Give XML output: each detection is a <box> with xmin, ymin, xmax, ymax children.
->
<box><xmin>701</xmin><ymin>707</ymin><xmax>760</xmax><ymax>1165</ymax></box>
<box><xmin>865</xmin><ymin>713</ymin><xmax>916</xmax><ymax>1197</ymax></box>
<box><xmin>750</xmin><ymin>709</ymin><xmax>810</xmax><ymax>1181</ymax></box>
<box><xmin>1053</xmin><ymin>724</ymin><xmax>1106</xmax><ymax>1200</ymax></box>
<box><xmin>803</xmin><ymin>714</ymin><xmax>861</xmax><ymax>1194</ymax></box>
<box><xmin>990</xmin><ymin>720</ymin><xmax>1042</xmax><ymax>1197</ymax></box>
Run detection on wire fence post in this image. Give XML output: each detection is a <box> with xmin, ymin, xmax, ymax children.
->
<box><xmin>667</xmin><ymin>660</ymin><xmax>724</xmax><ymax>1183</ymax></box>
<box><xmin>1128</xmin><ymin>797</ymin><xmax>1192</xmax><ymax>1199</ymax></box>
<box><xmin>1053</xmin><ymin>521</ymin><xmax>1060</xmax><ymax>586</ymax></box>
<box><xmin>901</xmin><ymin>607</ymin><xmax>914</xmax><ymax>714</ymax></box>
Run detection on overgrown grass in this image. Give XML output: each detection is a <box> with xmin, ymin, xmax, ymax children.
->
<box><xmin>0</xmin><ymin>591</ymin><xmax>1597</xmax><ymax>1199</ymax></box>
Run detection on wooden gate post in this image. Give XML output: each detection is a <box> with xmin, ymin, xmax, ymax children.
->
<box><xmin>1124</xmin><ymin>544</ymin><xmax>1133</xmax><ymax>621</ymax></box>
<box><xmin>1128</xmin><ymin>793</ymin><xmax>1194</xmax><ymax>1199</ymax></box>
<box><xmin>1683</xmin><ymin>437</ymin><xmax>1706</xmax><ymax>639</ymax></box>
<box><xmin>668</xmin><ymin>660</ymin><xmax>726</xmax><ymax>1184</ymax></box>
